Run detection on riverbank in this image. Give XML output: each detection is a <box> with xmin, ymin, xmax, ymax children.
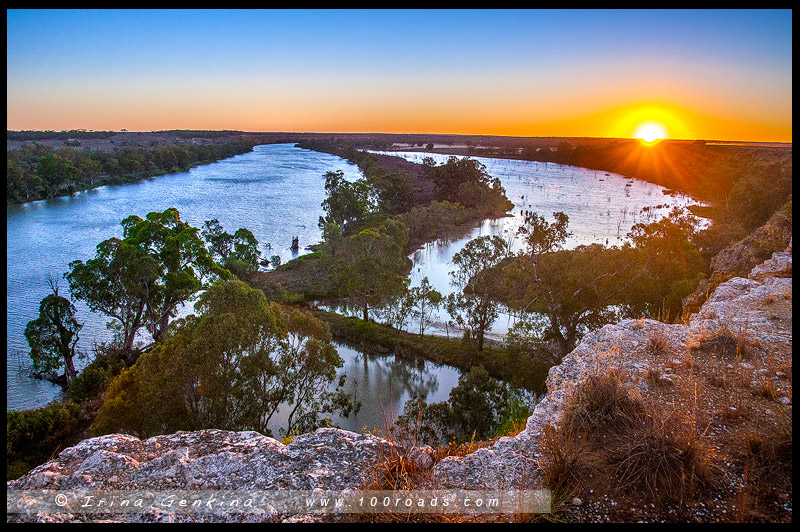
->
<box><xmin>7</xmin><ymin>134</ymin><xmax>256</xmax><ymax>204</ymax></box>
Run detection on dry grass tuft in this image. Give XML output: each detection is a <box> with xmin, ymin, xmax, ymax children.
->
<box><xmin>645</xmin><ymin>326</ymin><xmax>673</xmax><ymax>358</ymax></box>
<box><xmin>560</xmin><ymin>367</ymin><xmax>645</xmax><ymax>435</ymax></box>
<box><xmin>689</xmin><ymin>326</ymin><xmax>762</xmax><ymax>361</ymax></box>
<box><xmin>612</xmin><ymin>409</ymin><xmax>714</xmax><ymax>504</ymax></box>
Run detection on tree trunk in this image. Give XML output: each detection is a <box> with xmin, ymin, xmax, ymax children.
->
<box><xmin>64</xmin><ymin>354</ymin><xmax>77</xmax><ymax>384</ymax></box>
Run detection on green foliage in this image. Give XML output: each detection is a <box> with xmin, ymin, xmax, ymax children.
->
<box><xmin>331</xmin><ymin>219</ymin><xmax>410</xmax><ymax>321</ymax></box>
<box><xmin>91</xmin><ymin>280</ymin><xmax>358</xmax><ymax>439</ymax></box>
<box><xmin>7</xmin><ymin>400</ymin><xmax>88</xmax><ymax>481</ymax></box>
<box><xmin>67</xmin><ymin>209</ymin><xmax>232</xmax><ymax>354</ymax></box>
<box><xmin>627</xmin><ymin>207</ymin><xmax>706</xmax><ymax>318</ymax></box>
<box><xmin>426</xmin><ymin>157</ymin><xmax>513</xmax><ymax>215</ymax></box>
<box><xmin>497</xmin><ymin>207</ymin><xmax>706</xmax><ymax>359</ymax></box>
<box><xmin>408</xmin><ymin>277</ymin><xmax>443</xmax><ymax>335</ymax></box>
<box><xmin>122</xmin><ymin>208</ymin><xmax>228</xmax><ymax>341</ymax></box>
<box><xmin>66</xmin><ymin>238</ymin><xmax>156</xmax><ymax>354</ymax></box>
<box><xmin>37</xmin><ymin>153</ymin><xmax>76</xmax><ymax>197</ymax></box>
<box><xmin>400</xmin><ymin>201</ymin><xmax>472</xmax><ymax>246</ymax></box>
<box><xmin>65</xmin><ymin>345</ymin><xmax>129</xmax><ymax>404</ymax></box>
<box><xmin>318</xmin><ymin>170</ymin><xmax>378</xmax><ymax>235</ymax></box>
<box><xmin>315</xmin><ymin>308</ymin><xmax>550</xmax><ymax>393</ymax></box>
<box><xmin>518</xmin><ymin>211</ymin><xmax>571</xmax><ymax>257</ymax></box>
<box><xmin>24</xmin><ymin>288</ymin><xmax>83</xmax><ymax>384</ymax></box>
<box><xmin>201</xmin><ymin>219</ymin><xmax>262</xmax><ymax>273</ymax></box>
<box><xmin>7</xmin><ymin>139</ymin><xmax>255</xmax><ymax>204</ymax></box>
<box><xmin>446</xmin><ymin>235</ymin><xmax>510</xmax><ymax>350</ymax></box>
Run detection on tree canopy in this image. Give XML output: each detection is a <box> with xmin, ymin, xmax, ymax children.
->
<box><xmin>66</xmin><ymin>208</ymin><xmax>231</xmax><ymax>356</ymax></box>
<box><xmin>24</xmin><ymin>283</ymin><xmax>83</xmax><ymax>384</ymax></box>
<box><xmin>92</xmin><ymin>280</ymin><xmax>359</xmax><ymax>438</ymax></box>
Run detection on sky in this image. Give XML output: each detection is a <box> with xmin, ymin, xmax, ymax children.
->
<box><xmin>6</xmin><ymin>9</ymin><xmax>793</xmax><ymax>142</ymax></box>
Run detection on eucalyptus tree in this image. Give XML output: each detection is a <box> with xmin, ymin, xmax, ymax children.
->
<box><xmin>201</xmin><ymin>219</ymin><xmax>262</xmax><ymax>274</ymax></box>
<box><xmin>332</xmin><ymin>219</ymin><xmax>410</xmax><ymax>322</ymax></box>
<box><xmin>318</xmin><ymin>170</ymin><xmax>377</xmax><ymax>236</ymax></box>
<box><xmin>92</xmin><ymin>280</ymin><xmax>359</xmax><ymax>439</ymax></box>
<box><xmin>66</xmin><ymin>237</ymin><xmax>158</xmax><ymax>356</ymax></box>
<box><xmin>408</xmin><ymin>277</ymin><xmax>443</xmax><ymax>335</ymax></box>
<box><xmin>67</xmin><ymin>208</ymin><xmax>230</xmax><ymax>356</ymax></box>
<box><xmin>445</xmin><ymin>234</ymin><xmax>510</xmax><ymax>350</ymax></box>
<box><xmin>24</xmin><ymin>279</ymin><xmax>84</xmax><ymax>384</ymax></box>
<box><xmin>119</xmin><ymin>208</ymin><xmax>229</xmax><ymax>341</ymax></box>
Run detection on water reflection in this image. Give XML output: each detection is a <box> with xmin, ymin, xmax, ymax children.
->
<box><xmin>268</xmin><ymin>343</ymin><xmax>461</xmax><ymax>436</ymax></box>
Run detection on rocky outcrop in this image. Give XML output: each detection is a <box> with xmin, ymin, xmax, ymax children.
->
<box><xmin>8</xmin><ymin>429</ymin><xmax>392</xmax><ymax>522</ymax></box>
<box><xmin>8</xmin><ymin>246</ymin><xmax>792</xmax><ymax>522</ymax></box>
<box><xmin>432</xmin><ymin>244</ymin><xmax>792</xmax><ymax>490</ymax></box>
<box><xmin>683</xmin><ymin>205</ymin><xmax>792</xmax><ymax>314</ymax></box>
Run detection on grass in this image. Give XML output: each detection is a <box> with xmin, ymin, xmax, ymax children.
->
<box><xmin>535</xmin><ymin>361</ymin><xmax>720</xmax><ymax>521</ymax></box>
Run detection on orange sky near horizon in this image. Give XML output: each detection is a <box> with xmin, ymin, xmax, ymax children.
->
<box><xmin>6</xmin><ymin>10</ymin><xmax>793</xmax><ymax>143</ymax></box>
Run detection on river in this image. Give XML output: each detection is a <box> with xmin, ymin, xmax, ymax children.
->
<box><xmin>359</xmin><ymin>150</ymin><xmax>701</xmax><ymax>339</ymax></box>
<box><xmin>7</xmin><ymin>143</ymin><xmax>698</xmax><ymax>431</ymax></box>
<box><xmin>7</xmin><ymin>143</ymin><xmax>463</xmax><ymax>425</ymax></box>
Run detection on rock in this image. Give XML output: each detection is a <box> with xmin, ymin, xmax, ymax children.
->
<box><xmin>8</xmin><ymin>428</ymin><xmax>392</xmax><ymax>523</ymax></box>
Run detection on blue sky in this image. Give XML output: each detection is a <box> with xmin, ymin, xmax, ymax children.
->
<box><xmin>6</xmin><ymin>9</ymin><xmax>793</xmax><ymax>140</ymax></box>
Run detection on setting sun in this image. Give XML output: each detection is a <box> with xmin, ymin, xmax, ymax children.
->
<box><xmin>633</xmin><ymin>121</ymin><xmax>669</xmax><ymax>144</ymax></box>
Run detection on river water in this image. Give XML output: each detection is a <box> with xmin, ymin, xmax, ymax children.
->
<box><xmin>7</xmin><ymin>143</ymin><xmax>461</xmax><ymax>425</ymax></box>
<box><xmin>361</xmin><ymin>150</ymin><xmax>701</xmax><ymax>339</ymax></box>
<box><xmin>7</xmin><ymin>144</ymin><xmax>698</xmax><ymax>433</ymax></box>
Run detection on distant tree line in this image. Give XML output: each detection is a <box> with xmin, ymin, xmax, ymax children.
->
<box><xmin>7</xmin><ymin>139</ymin><xmax>255</xmax><ymax>203</ymax></box>
<box><xmin>493</xmin><ymin>140</ymin><xmax>791</xmax><ymax>242</ymax></box>
<box><xmin>7</xmin><ymin>130</ymin><xmax>118</xmax><ymax>141</ymax></box>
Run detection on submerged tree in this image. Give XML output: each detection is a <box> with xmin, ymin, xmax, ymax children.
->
<box><xmin>24</xmin><ymin>278</ymin><xmax>84</xmax><ymax>384</ymax></box>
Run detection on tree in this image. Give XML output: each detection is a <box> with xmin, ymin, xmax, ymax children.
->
<box><xmin>446</xmin><ymin>235</ymin><xmax>509</xmax><ymax>350</ymax></box>
<box><xmin>517</xmin><ymin>211</ymin><xmax>571</xmax><ymax>257</ymax></box>
<box><xmin>24</xmin><ymin>280</ymin><xmax>84</xmax><ymax>384</ymax></box>
<box><xmin>120</xmin><ymin>208</ymin><xmax>228</xmax><ymax>341</ymax></box>
<box><xmin>497</xmin><ymin>209</ymin><xmax>703</xmax><ymax>359</ymax></box>
<box><xmin>426</xmin><ymin>157</ymin><xmax>512</xmax><ymax>214</ymax></box>
<box><xmin>37</xmin><ymin>153</ymin><xmax>76</xmax><ymax>197</ymax></box>
<box><xmin>318</xmin><ymin>170</ymin><xmax>377</xmax><ymax>235</ymax></box>
<box><xmin>201</xmin><ymin>219</ymin><xmax>261</xmax><ymax>274</ymax></box>
<box><xmin>67</xmin><ymin>209</ymin><xmax>230</xmax><ymax>356</ymax></box>
<box><xmin>501</xmin><ymin>244</ymin><xmax>638</xmax><ymax>357</ymax></box>
<box><xmin>626</xmin><ymin>207</ymin><xmax>706</xmax><ymax>318</ymax></box>
<box><xmin>408</xmin><ymin>277</ymin><xmax>443</xmax><ymax>335</ymax></box>
<box><xmin>332</xmin><ymin>220</ymin><xmax>410</xmax><ymax>322</ymax></box>
<box><xmin>67</xmin><ymin>238</ymin><xmax>158</xmax><ymax>357</ymax></box>
<box><xmin>367</xmin><ymin>171</ymin><xmax>416</xmax><ymax>215</ymax></box>
<box><xmin>92</xmin><ymin>280</ymin><xmax>358</xmax><ymax>438</ymax></box>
